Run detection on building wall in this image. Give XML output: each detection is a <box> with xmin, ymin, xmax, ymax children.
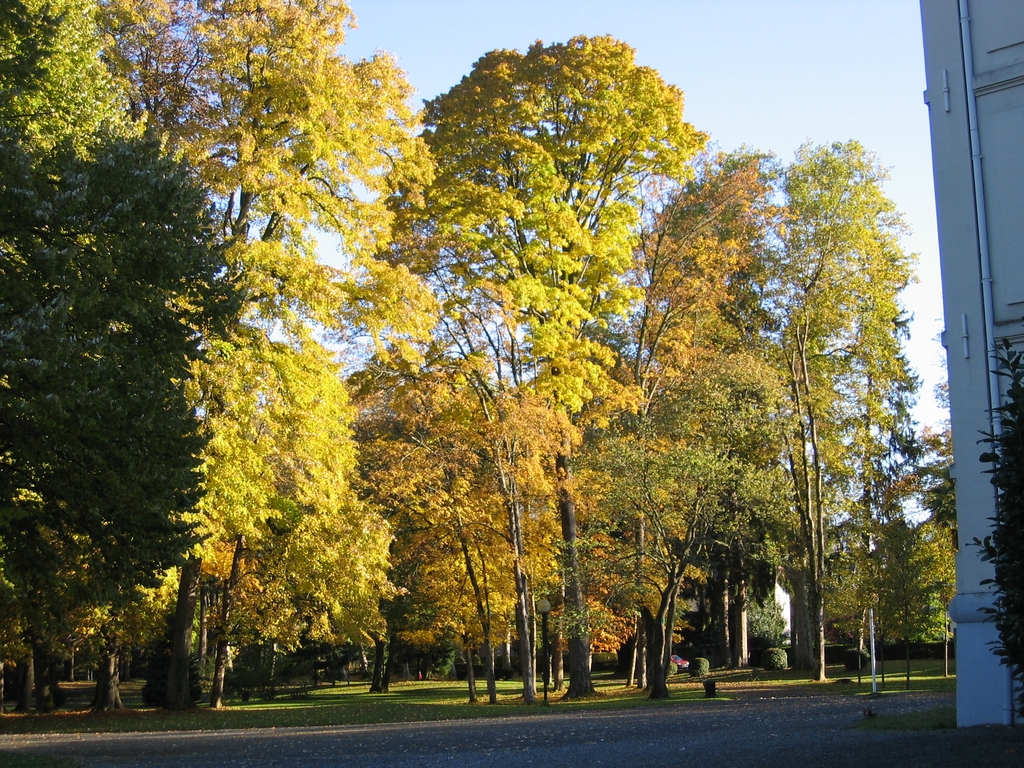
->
<box><xmin>919</xmin><ymin>0</ymin><xmax>1024</xmax><ymax>727</ymax></box>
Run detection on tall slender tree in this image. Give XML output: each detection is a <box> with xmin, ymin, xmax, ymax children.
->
<box><xmin>764</xmin><ymin>142</ymin><xmax>916</xmax><ymax>680</ymax></box>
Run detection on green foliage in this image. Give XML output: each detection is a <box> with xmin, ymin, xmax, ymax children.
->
<box><xmin>979</xmin><ymin>343</ymin><xmax>1024</xmax><ymax>715</ymax></box>
<box><xmin>760</xmin><ymin>648</ymin><xmax>789</xmax><ymax>671</ymax></box>
<box><xmin>689</xmin><ymin>657</ymin><xmax>711</xmax><ymax>677</ymax></box>
<box><xmin>748</xmin><ymin>595</ymin><xmax>787</xmax><ymax>651</ymax></box>
<box><xmin>0</xmin><ymin>0</ymin><xmax>120</xmax><ymax>151</ymax></box>
<box><xmin>0</xmin><ymin>132</ymin><xmax>230</xmax><ymax>591</ymax></box>
<box><xmin>874</xmin><ymin>520</ymin><xmax>946</xmax><ymax>644</ymax></box>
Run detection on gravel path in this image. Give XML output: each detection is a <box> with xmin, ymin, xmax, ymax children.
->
<box><xmin>1</xmin><ymin>691</ymin><xmax>1021</xmax><ymax>767</ymax></box>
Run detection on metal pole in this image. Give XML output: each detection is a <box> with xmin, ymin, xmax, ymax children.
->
<box><xmin>869</xmin><ymin>608</ymin><xmax>878</xmax><ymax>694</ymax></box>
<box><xmin>542</xmin><ymin>610</ymin><xmax>549</xmax><ymax>704</ymax></box>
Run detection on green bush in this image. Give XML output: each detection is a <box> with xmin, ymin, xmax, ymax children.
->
<box><xmin>748</xmin><ymin>596</ymin><xmax>787</xmax><ymax>655</ymax></box>
<box><xmin>688</xmin><ymin>657</ymin><xmax>710</xmax><ymax>677</ymax></box>
<box><xmin>980</xmin><ymin>343</ymin><xmax>1024</xmax><ymax>715</ymax></box>
<box><xmin>760</xmin><ymin>647</ymin><xmax>788</xmax><ymax>671</ymax></box>
<box><xmin>844</xmin><ymin>648</ymin><xmax>869</xmax><ymax>671</ymax></box>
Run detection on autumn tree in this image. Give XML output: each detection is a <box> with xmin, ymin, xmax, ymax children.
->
<box><xmin>589</xmin><ymin>352</ymin><xmax>785</xmax><ymax>698</ymax></box>
<box><xmin>353</xmin><ymin>371</ymin><xmax>522</xmax><ymax>703</ymax></box>
<box><xmin>874</xmin><ymin>519</ymin><xmax>947</xmax><ymax>689</ymax></box>
<box><xmin>99</xmin><ymin>0</ymin><xmax>433</xmax><ymax>708</ymax></box>
<box><xmin>587</xmin><ymin>151</ymin><xmax>783</xmax><ymax>688</ymax></box>
<box><xmin>763</xmin><ymin>141</ymin><xmax>916</xmax><ymax>680</ymax></box>
<box><xmin>408</xmin><ymin>35</ymin><xmax>703</xmax><ymax>700</ymax></box>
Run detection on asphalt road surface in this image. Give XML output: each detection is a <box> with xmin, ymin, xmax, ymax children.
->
<box><xmin>2</xmin><ymin>691</ymin><xmax>1022</xmax><ymax>767</ymax></box>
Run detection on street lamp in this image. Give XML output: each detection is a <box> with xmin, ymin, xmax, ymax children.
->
<box><xmin>537</xmin><ymin>597</ymin><xmax>551</xmax><ymax>705</ymax></box>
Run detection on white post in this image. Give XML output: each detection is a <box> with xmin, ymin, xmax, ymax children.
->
<box><xmin>869</xmin><ymin>608</ymin><xmax>878</xmax><ymax>694</ymax></box>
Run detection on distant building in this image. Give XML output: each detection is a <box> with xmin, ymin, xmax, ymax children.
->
<box><xmin>919</xmin><ymin>0</ymin><xmax>1024</xmax><ymax>726</ymax></box>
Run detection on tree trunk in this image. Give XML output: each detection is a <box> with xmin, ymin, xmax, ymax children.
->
<box><xmin>552</xmin><ymin>630</ymin><xmax>564</xmax><ymax>691</ymax></box>
<box><xmin>459</xmin><ymin>532</ymin><xmax>497</xmax><ymax>703</ymax></box>
<box><xmin>810</xmin><ymin>580</ymin><xmax>826</xmax><ymax>681</ymax></box>
<box><xmin>787</xmin><ymin>567</ymin><xmax>814</xmax><ymax>670</ymax></box>
<box><xmin>634</xmin><ymin>617</ymin><xmax>647</xmax><ymax>689</ymax></box>
<box><xmin>481</xmin><ymin>637</ymin><xmax>497</xmax><ymax>704</ymax></box>
<box><xmin>210</xmin><ymin>535</ymin><xmax>244</xmax><ymax>709</ymax></box>
<box><xmin>166</xmin><ymin>556</ymin><xmax>201</xmax><ymax>709</ymax></box>
<box><xmin>15</xmin><ymin>657</ymin><xmax>33</xmax><ymax>712</ymax></box>
<box><xmin>369</xmin><ymin>636</ymin><xmax>386</xmax><ymax>692</ymax></box>
<box><xmin>731</xmin><ymin>577</ymin><xmax>749</xmax><ymax>668</ymax></box>
<box><xmin>905</xmin><ymin>637</ymin><xmax>911</xmax><ymax>690</ymax></box>
<box><xmin>380</xmin><ymin>635</ymin><xmax>398</xmax><ymax>693</ymax></box>
<box><xmin>626</xmin><ymin>630</ymin><xmax>637</xmax><ymax>688</ymax></box>
<box><xmin>501</xmin><ymin>633</ymin><xmax>512</xmax><ymax>672</ymax></box>
<box><xmin>713</xmin><ymin>572</ymin><xmax>730</xmax><ymax>668</ymax></box>
<box><xmin>557</xmin><ymin>447</ymin><xmax>594</xmax><ymax>699</ymax></box>
<box><xmin>943</xmin><ymin>610</ymin><xmax>950</xmax><ymax>677</ymax></box>
<box><xmin>787</xmin><ymin>334</ymin><xmax>828</xmax><ymax>683</ymax></box>
<box><xmin>120</xmin><ymin>647</ymin><xmax>131</xmax><ymax>681</ymax></box>
<box><xmin>510</xmin><ymin>514</ymin><xmax>536</xmax><ymax>703</ymax></box>
<box><xmin>495</xmin><ymin>445</ymin><xmax>536</xmax><ymax>703</ymax></box>
<box><xmin>464</xmin><ymin>643</ymin><xmax>477</xmax><ymax>703</ymax></box>
<box><xmin>198</xmin><ymin>581</ymin><xmax>209</xmax><ymax>666</ymax></box>
<box><xmin>647</xmin><ymin>565</ymin><xmax>683</xmax><ymax>700</ymax></box>
<box><xmin>91</xmin><ymin>640</ymin><xmax>123</xmax><ymax>712</ymax></box>
<box><xmin>32</xmin><ymin>636</ymin><xmax>54</xmax><ymax>713</ymax></box>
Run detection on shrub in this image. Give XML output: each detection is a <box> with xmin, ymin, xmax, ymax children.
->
<box><xmin>760</xmin><ymin>647</ymin><xmax>788</xmax><ymax>671</ymax></box>
<box><xmin>689</xmin><ymin>657</ymin><xmax>710</xmax><ymax>677</ymax></box>
<box><xmin>844</xmin><ymin>648</ymin><xmax>869</xmax><ymax>671</ymax></box>
<box><xmin>980</xmin><ymin>342</ymin><xmax>1024</xmax><ymax>715</ymax></box>
<box><xmin>748</xmin><ymin>596</ymin><xmax>787</xmax><ymax>655</ymax></box>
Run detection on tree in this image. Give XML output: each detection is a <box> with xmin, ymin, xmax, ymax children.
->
<box><xmin>2</xmin><ymin>0</ymin><xmax>234</xmax><ymax>712</ymax></box>
<box><xmin>413</xmin><ymin>35</ymin><xmax>703</xmax><ymax>700</ymax></box>
<box><xmin>99</xmin><ymin>0</ymin><xmax>433</xmax><ymax>708</ymax></box>
<box><xmin>979</xmin><ymin>344</ymin><xmax>1024</xmax><ymax>714</ymax></box>
<box><xmin>874</xmin><ymin>519</ymin><xmax>945</xmax><ymax>689</ymax></box>
<box><xmin>764</xmin><ymin>141</ymin><xmax>916</xmax><ymax>680</ymax></box>
<box><xmin>589</xmin><ymin>353</ymin><xmax>785</xmax><ymax>698</ymax></box>
<box><xmin>353</xmin><ymin>372</ymin><xmax>520</xmax><ymax>704</ymax></box>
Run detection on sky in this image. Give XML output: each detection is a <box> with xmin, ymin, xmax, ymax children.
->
<box><xmin>342</xmin><ymin>0</ymin><xmax>947</xmax><ymax>429</ymax></box>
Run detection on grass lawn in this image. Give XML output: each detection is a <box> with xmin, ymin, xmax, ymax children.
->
<box><xmin>0</xmin><ymin>659</ymin><xmax>954</xmax><ymax>736</ymax></box>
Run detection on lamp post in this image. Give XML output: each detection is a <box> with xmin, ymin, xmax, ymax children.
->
<box><xmin>537</xmin><ymin>598</ymin><xmax>551</xmax><ymax>705</ymax></box>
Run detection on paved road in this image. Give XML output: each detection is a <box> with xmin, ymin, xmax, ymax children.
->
<box><xmin>1</xmin><ymin>691</ymin><xmax>1021</xmax><ymax>767</ymax></box>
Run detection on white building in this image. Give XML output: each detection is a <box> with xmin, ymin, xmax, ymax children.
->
<box><xmin>919</xmin><ymin>0</ymin><xmax>1024</xmax><ymax>727</ymax></box>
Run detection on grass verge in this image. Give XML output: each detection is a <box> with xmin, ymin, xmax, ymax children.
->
<box><xmin>0</xmin><ymin>661</ymin><xmax>952</xmax><ymax>736</ymax></box>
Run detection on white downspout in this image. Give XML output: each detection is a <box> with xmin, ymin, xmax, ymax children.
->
<box><xmin>958</xmin><ymin>0</ymin><xmax>1013</xmax><ymax>726</ymax></box>
<box><xmin>958</xmin><ymin>0</ymin><xmax>1001</xmax><ymax>434</ymax></box>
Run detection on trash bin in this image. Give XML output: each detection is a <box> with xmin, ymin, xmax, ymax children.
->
<box><xmin>703</xmin><ymin>680</ymin><xmax>717</xmax><ymax>698</ymax></box>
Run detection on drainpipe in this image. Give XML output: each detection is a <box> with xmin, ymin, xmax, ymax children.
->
<box><xmin>958</xmin><ymin>0</ymin><xmax>1001</xmax><ymax>434</ymax></box>
<box><xmin>958</xmin><ymin>0</ymin><xmax>1013</xmax><ymax>726</ymax></box>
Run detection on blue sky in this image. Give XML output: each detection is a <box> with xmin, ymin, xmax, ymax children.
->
<box><xmin>343</xmin><ymin>0</ymin><xmax>945</xmax><ymax>428</ymax></box>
